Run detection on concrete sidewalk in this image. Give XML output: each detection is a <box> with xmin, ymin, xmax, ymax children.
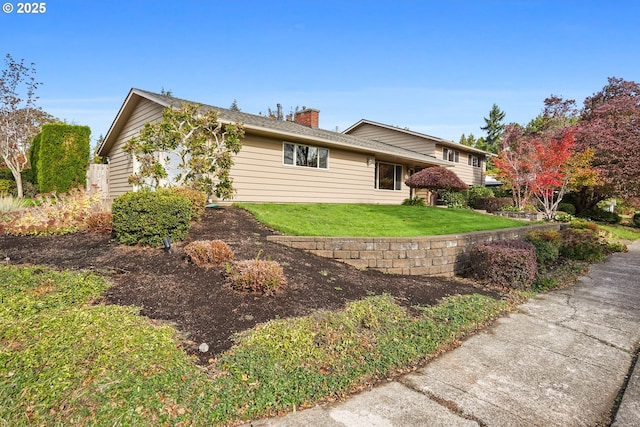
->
<box><xmin>242</xmin><ymin>240</ymin><xmax>640</xmax><ymax>427</ymax></box>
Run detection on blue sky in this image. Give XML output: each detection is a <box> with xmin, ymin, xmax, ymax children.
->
<box><xmin>2</xmin><ymin>0</ymin><xmax>639</xmax><ymax>147</ymax></box>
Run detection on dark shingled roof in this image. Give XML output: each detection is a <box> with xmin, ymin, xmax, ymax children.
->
<box><xmin>126</xmin><ymin>88</ymin><xmax>449</xmax><ymax>167</ymax></box>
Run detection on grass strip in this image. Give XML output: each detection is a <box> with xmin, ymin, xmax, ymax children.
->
<box><xmin>1</xmin><ymin>265</ymin><xmax>510</xmax><ymax>426</ymax></box>
<box><xmin>237</xmin><ymin>203</ymin><xmax>527</xmax><ymax>237</ymax></box>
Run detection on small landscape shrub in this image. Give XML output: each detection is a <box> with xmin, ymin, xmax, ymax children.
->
<box><xmin>478</xmin><ymin>197</ymin><xmax>513</xmax><ymax>213</ymax></box>
<box><xmin>463</xmin><ymin>186</ymin><xmax>494</xmax><ymax>209</ymax></box>
<box><xmin>185</xmin><ymin>239</ymin><xmax>234</xmax><ymax>267</ymax></box>
<box><xmin>524</xmin><ymin>230</ymin><xmax>561</xmax><ymax>266</ymax></box>
<box><xmin>111</xmin><ymin>190</ymin><xmax>192</xmax><ymax>246</ymax></box>
<box><xmin>165</xmin><ymin>187</ymin><xmax>207</xmax><ymax>220</ymax></box>
<box><xmin>570</xmin><ymin>218</ymin><xmax>599</xmax><ymax>232</ymax></box>
<box><xmin>559</xmin><ymin>228</ymin><xmax>605</xmax><ymax>262</ymax></box>
<box><xmin>468</xmin><ymin>240</ymin><xmax>537</xmax><ymax>290</ymax></box>
<box><xmin>498</xmin><ymin>205</ymin><xmax>521</xmax><ymax>212</ymax></box>
<box><xmin>557</xmin><ymin>202</ymin><xmax>576</xmax><ymax>215</ymax></box>
<box><xmin>0</xmin><ymin>179</ymin><xmax>16</xmax><ymax>195</ymax></box>
<box><xmin>633</xmin><ymin>212</ymin><xmax>640</xmax><ymax>228</ymax></box>
<box><xmin>555</xmin><ymin>211</ymin><xmax>573</xmax><ymax>222</ymax></box>
<box><xmin>226</xmin><ymin>259</ymin><xmax>287</xmax><ymax>294</ymax></box>
<box><xmin>401</xmin><ymin>197</ymin><xmax>426</xmax><ymax>207</ymax></box>
<box><xmin>606</xmin><ymin>240</ymin><xmax>628</xmax><ymax>254</ymax></box>
<box><xmin>579</xmin><ymin>207</ymin><xmax>621</xmax><ymax>224</ymax></box>
<box><xmin>85</xmin><ymin>211</ymin><xmax>113</xmax><ymax>234</ymax></box>
<box><xmin>440</xmin><ymin>190</ymin><xmax>468</xmax><ymax>209</ymax></box>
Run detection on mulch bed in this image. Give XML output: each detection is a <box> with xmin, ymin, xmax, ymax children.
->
<box><xmin>0</xmin><ymin>206</ymin><xmax>499</xmax><ymax>363</ymax></box>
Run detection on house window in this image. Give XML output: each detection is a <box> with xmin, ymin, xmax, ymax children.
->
<box><xmin>443</xmin><ymin>147</ymin><xmax>459</xmax><ymax>163</ymax></box>
<box><xmin>283</xmin><ymin>143</ymin><xmax>328</xmax><ymax>169</ymax></box>
<box><xmin>375</xmin><ymin>162</ymin><xmax>402</xmax><ymax>190</ymax></box>
<box><xmin>468</xmin><ymin>154</ymin><xmax>481</xmax><ymax>167</ymax></box>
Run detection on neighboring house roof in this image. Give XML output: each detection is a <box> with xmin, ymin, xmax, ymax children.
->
<box><xmin>99</xmin><ymin>89</ymin><xmax>451</xmax><ymax>167</ymax></box>
<box><xmin>343</xmin><ymin>119</ymin><xmax>491</xmax><ymax>156</ymax></box>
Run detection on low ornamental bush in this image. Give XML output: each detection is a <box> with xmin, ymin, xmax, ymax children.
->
<box><xmin>85</xmin><ymin>211</ymin><xmax>113</xmax><ymax>234</ymax></box>
<box><xmin>477</xmin><ymin>197</ymin><xmax>513</xmax><ymax>213</ymax></box>
<box><xmin>226</xmin><ymin>259</ymin><xmax>287</xmax><ymax>294</ymax></box>
<box><xmin>633</xmin><ymin>212</ymin><xmax>640</xmax><ymax>228</ymax></box>
<box><xmin>468</xmin><ymin>240</ymin><xmax>537</xmax><ymax>290</ymax></box>
<box><xmin>463</xmin><ymin>186</ymin><xmax>494</xmax><ymax>209</ymax></box>
<box><xmin>111</xmin><ymin>190</ymin><xmax>192</xmax><ymax>246</ymax></box>
<box><xmin>401</xmin><ymin>197</ymin><xmax>426</xmax><ymax>207</ymax></box>
<box><xmin>184</xmin><ymin>240</ymin><xmax>234</xmax><ymax>267</ymax></box>
<box><xmin>439</xmin><ymin>190</ymin><xmax>468</xmax><ymax>209</ymax></box>
<box><xmin>557</xmin><ymin>202</ymin><xmax>576</xmax><ymax>215</ymax></box>
<box><xmin>0</xmin><ymin>179</ymin><xmax>16</xmax><ymax>195</ymax></box>
<box><xmin>559</xmin><ymin>228</ymin><xmax>605</xmax><ymax>262</ymax></box>
<box><xmin>579</xmin><ymin>207</ymin><xmax>621</xmax><ymax>224</ymax></box>
<box><xmin>524</xmin><ymin>230</ymin><xmax>561</xmax><ymax>266</ymax></box>
<box><xmin>165</xmin><ymin>187</ymin><xmax>207</xmax><ymax>220</ymax></box>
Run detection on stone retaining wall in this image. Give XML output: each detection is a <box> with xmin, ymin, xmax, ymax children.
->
<box><xmin>267</xmin><ymin>224</ymin><xmax>562</xmax><ymax>277</ymax></box>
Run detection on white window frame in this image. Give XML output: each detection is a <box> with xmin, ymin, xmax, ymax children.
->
<box><xmin>468</xmin><ymin>154</ymin><xmax>481</xmax><ymax>167</ymax></box>
<box><xmin>283</xmin><ymin>142</ymin><xmax>329</xmax><ymax>169</ymax></box>
<box><xmin>443</xmin><ymin>147</ymin><xmax>459</xmax><ymax>163</ymax></box>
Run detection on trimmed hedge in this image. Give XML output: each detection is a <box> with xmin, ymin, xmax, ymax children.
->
<box><xmin>165</xmin><ymin>187</ymin><xmax>207</xmax><ymax>220</ymax></box>
<box><xmin>111</xmin><ymin>190</ymin><xmax>192</xmax><ymax>246</ymax></box>
<box><xmin>33</xmin><ymin>124</ymin><xmax>91</xmax><ymax>194</ymax></box>
<box><xmin>468</xmin><ymin>240</ymin><xmax>537</xmax><ymax>290</ymax></box>
<box><xmin>579</xmin><ymin>207</ymin><xmax>621</xmax><ymax>224</ymax></box>
<box><xmin>557</xmin><ymin>202</ymin><xmax>576</xmax><ymax>215</ymax></box>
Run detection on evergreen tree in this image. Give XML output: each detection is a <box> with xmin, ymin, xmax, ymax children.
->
<box><xmin>480</xmin><ymin>104</ymin><xmax>506</xmax><ymax>154</ymax></box>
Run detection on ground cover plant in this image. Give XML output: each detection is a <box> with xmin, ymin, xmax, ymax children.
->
<box><xmin>238</xmin><ymin>203</ymin><xmax>526</xmax><ymax>237</ymax></box>
<box><xmin>0</xmin><ymin>265</ymin><xmax>509</xmax><ymax>425</ymax></box>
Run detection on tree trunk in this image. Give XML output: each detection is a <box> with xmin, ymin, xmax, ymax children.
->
<box><xmin>4</xmin><ymin>161</ymin><xmax>24</xmax><ymax>198</ymax></box>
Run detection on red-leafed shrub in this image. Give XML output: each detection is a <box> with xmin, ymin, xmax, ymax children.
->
<box><xmin>226</xmin><ymin>259</ymin><xmax>287</xmax><ymax>294</ymax></box>
<box><xmin>405</xmin><ymin>166</ymin><xmax>468</xmax><ymax>191</ymax></box>
<box><xmin>85</xmin><ymin>211</ymin><xmax>113</xmax><ymax>234</ymax></box>
<box><xmin>468</xmin><ymin>240</ymin><xmax>538</xmax><ymax>290</ymax></box>
<box><xmin>477</xmin><ymin>197</ymin><xmax>514</xmax><ymax>213</ymax></box>
<box><xmin>184</xmin><ymin>240</ymin><xmax>234</xmax><ymax>267</ymax></box>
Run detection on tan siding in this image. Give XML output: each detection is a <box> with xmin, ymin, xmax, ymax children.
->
<box><xmin>229</xmin><ymin>136</ymin><xmax>411</xmax><ymax>204</ymax></box>
<box><xmin>348</xmin><ymin>126</ymin><xmax>437</xmax><ymax>156</ymax></box>
<box><xmin>438</xmin><ymin>146</ymin><xmax>485</xmax><ymax>186</ymax></box>
<box><xmin>105</xmin><ymin>99</ymin><xmax>164</xmax><ymax>198</ymax></box>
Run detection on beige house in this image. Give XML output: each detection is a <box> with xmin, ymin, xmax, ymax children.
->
<box><xmin>97</xmin><ymin>89</ymin><xmax>488</xmax><ymax>204</ymax></box>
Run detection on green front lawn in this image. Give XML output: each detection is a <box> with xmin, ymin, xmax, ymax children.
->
<box><xmin>237</xmin><ymin>203</ymin><xmax>527</xmax><ymax>236</ymax></box>
<box><xmin>0</xmin><ymin>265</ymin><xmax>510</xmax><ymax>426</ymax></box>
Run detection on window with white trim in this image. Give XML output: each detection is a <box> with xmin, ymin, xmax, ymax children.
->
<box><xmin>375</xmin><ymin>162</ymin><xmax>402</xmax><ymax>190</ymax></box>
<box><xmin>443</xmin><ymin>147</ymin><xmax>459</xmax><ymax>163</ymax></box>
<box><xmin>283</xmin><ymin>143</ymin><xmax>329</xmax><ymax>169</ymax></box>
<box><xmin>468</xmin><ymin>154</ymin><xmax>481</xmax><ymax>167</ymax></box>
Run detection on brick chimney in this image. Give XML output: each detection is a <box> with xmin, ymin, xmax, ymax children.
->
<box><xmin>294</xmin><ymin>108</ymin><xmax>320</xmax><ymax>128</ymax></box>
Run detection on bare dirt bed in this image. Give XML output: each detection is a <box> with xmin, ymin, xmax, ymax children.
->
<box><xmin>0</xmin><ymin>206</ymin><xmax>500</xmax><ymax>363</ymax></box>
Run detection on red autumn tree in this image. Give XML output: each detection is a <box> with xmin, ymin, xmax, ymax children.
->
<box><xmin>493</xmin><ymin>125</ymin><xmax>535</xmax><ymax>210</ymax></box>
<box><xmin>575</xmin><ymin>77</ymin><xmax>640</xmax><ymax>210</ymax></box>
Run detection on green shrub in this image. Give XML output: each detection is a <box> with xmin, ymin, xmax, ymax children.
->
<box><xmin>633</xmin><ymin>213</ymin><xmax>640</xmax><ymax>228</ymax></box>
<box><xmin>579</xmin><ymin>207</ymin><xmax>621</xmax><ymax>224</ymax></box>
<box><xmin>0</xmin><ymin>179</ymin><xmax>15</xmax><ymax>195</ymax></box>
<box><xmin>463</xmin><ymin>186</ymin><xmax>494</xmax><ymax>209</ymax></box>
<box><xmin>440</xmin><ymin>190</ymin><xmax>468</xmax><ymax>209</ymax></box>
<box><xmin>559</xmin><ymin>228</ymin><xmax>605</xmax><ymax>262</ymax></box>
<box><xmin>524</xmin><ymin>230</ymin><xmax>561</xmax><ymax>266</ymax></box>
<box><xmin>555</xmin><ymin>211</ymin><xmax>573</xmax><ymax>222</ymax></box>
<box><xmin>468</xmin><ymin>240</ymin><xmax>538</xmax><ymax>290</ymax></box>
<box><xmin>570</xmin><ymin>218</ymin><xmax>599</xmax><ymax>232</ymax></box>
<box><xmin>558</xmin><ymin>202</ymin><xmax>576</xmax><ymax>215</ymax></box>
<box><xmin>165</xmin><ymin>187</ymin><xmax>207</xmax><ymax>220</ymax></box>
<box><xmin>226</xmin><ymin>259</ymin><xmax>287</xmax><ymax>294</ymax></box>
<box><xmin>477</xmin><ymin>197</ymin><xmax>513</xmax><ymax>213</ymax></box>
<box><xmin>401</xmin><ymin>197</ymin><xmax>426</xmax><ymax>207</ymax></box>
<box><xmin>184</xmin><ymin>240</ymin><xmax>234</xmax><ymax>267</ymax></box>
<box><xmin>111</xmin><ymin>190</ymin><xmax>192</xmax><ymax>246</ymax></box>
